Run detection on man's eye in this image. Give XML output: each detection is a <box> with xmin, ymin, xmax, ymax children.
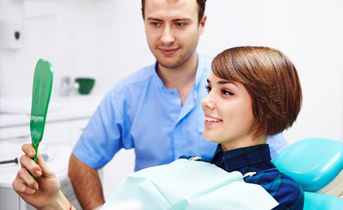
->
<box><xmin>151</xmin><ymin>22</ymin><xmax>161</xmax><ymax>27</ymax></box>
<box><xmin>221</xmin><ymin>90</ymin><xmax>234</xmax><ymax>96</ymax></box>
<box><xmin>205</xmin><ymin>85</ymin><xmax>211</xmax><ymax>92</ymax></box>
<box><xmin>175</xmin><ymin>22</ymin><xmax>185</xmax><ymax>27</ymax></box>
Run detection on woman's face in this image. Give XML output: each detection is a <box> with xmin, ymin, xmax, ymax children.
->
<box><xmin>201</xmin><ymin>73</ymin><xmax>260</xmax><ymax>151</ymax></box>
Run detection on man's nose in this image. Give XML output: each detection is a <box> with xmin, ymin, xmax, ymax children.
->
<box><xmin>161</xmin><ymin>26</ymin><xmax>175</xmax><ymax>45</ymax></box>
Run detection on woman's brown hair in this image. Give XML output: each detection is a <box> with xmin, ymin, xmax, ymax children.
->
<box><xmin>212</xmin><ymin>46</ymin><xmax>302</xmax><ymax>139</ymax></box>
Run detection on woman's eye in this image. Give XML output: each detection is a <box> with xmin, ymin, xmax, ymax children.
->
<box><xmin>221</xmin><ymin>90</ymin><xmax>234</xmax><ymax>96</ymax></box>
<box><xmin>205</xmin><ymin>85</ymin><xmax>211</xmax><ymax>92</ymax></box>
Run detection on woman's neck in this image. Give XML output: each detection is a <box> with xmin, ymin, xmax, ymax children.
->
<box><xmin>221</xmin><ymin>135</ymin><xmax>266</xmax><ymax>152</ymax></box>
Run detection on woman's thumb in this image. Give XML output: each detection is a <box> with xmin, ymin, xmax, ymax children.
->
<box><xmin>36</xmin><ymin>153</ymin><xmax>56</xmax><ymax>178</ymax></box>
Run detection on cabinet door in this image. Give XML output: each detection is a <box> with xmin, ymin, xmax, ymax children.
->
<box><xmin>0</xmin><ymin>188</ymin><xmax>20</xmax><ymax>210</ymax></box>
<box><xmin>0</xmin><ymin>126</ymin><xmax>30</xmax><ymax>143</ymax></box>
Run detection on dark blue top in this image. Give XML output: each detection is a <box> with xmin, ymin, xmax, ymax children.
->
<box><xmin>210</xmin><ymin>144</ymin><xmax>304</xmax><ymax>210</ymax></box>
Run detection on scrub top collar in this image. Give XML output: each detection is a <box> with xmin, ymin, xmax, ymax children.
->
<box><xmin>211</xmin><ymin>144</ymin><xmax>272</xmax><ymax>172</ymax></box>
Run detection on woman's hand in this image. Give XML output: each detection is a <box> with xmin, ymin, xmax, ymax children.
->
<box><xmin>12</xmin><ymin>144</ymin><xmax>68</xmax><ymax>210</ymax></box>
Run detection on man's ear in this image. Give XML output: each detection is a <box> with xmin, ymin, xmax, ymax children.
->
<box><xmin>199</xmin><ymin>14</ymin><xmax>207</xmax><ymax>35</ymax></box>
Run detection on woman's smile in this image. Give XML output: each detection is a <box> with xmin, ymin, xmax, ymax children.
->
<box><xmin>204</xmin><ymin>114</ymin><xmax>223</xmax><ymax>126</ymax></box>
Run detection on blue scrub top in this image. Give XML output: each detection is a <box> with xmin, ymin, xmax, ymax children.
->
<box><xmin>72</xmin><ymin>54</ymin><xmax>287</xmax><ymax>171</ymax></box>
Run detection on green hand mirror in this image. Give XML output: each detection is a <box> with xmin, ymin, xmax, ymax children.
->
<box><xmin>30</xmin><ymin>59</ymin><xmax>53</xmax><ymax>165</ymax></box>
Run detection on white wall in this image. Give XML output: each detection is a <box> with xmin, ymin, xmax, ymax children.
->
<box><xmin>0</xmin><ymin>0</ymin><xmax>155</xmax><ymax>98</ymax></box>
<box><xmin>1</xmin><ymin>0</ymin><xmax>343</xmax><ymax>199</ymax></box>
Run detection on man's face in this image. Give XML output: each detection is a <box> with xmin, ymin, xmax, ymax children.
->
<box><xmin>143</xmin><ymin>0</ymin><xmax>206</xmax><ymax>69</ymax></box>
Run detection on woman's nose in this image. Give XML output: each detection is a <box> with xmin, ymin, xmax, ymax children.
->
<box><xmin>202</xmin><ymin>94</ymin><xmax>215</xmax><ymax>110</ymax></box>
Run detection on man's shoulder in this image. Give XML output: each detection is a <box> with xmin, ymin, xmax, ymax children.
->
<box><xmin>110</xmin><ymin>63</ymin><xmax>156</xmax><ymax>94</ymax></box>
<box><xmin>200</xmin><ymin>54</ymin><xmax>213</xmax><ymax>62</ymax></box>
<box><xmin>199</xmin><ymin>54</ymin><xmax>213</xmax><ymax>67</ymax></box>
<box><xmin>198</xmin><ymin>54</ymin><xmax>213</xmax><ymax>77</ymax></box>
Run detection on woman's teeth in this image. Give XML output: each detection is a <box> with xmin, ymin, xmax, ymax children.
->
<box><xmin>205</xmin><ymin>117</ymin><xmax>222</xmax><ymax>122</ymax></box>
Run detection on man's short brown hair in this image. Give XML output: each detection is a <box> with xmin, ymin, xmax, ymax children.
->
<box><xmin>141</xmin><ymin>0</ymin><xmax>207</xmax><ymax>23</ymax></box>
<box><xmin>212</xmin><ymin>46</ymin><xmax>302</xmax><ymax>139</ymax></box>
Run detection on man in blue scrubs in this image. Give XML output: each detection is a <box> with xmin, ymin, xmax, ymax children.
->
<box><xmin>68</xmin><ymin>0</ymin><xmax>288</xmax><ymax>210</ymax></box>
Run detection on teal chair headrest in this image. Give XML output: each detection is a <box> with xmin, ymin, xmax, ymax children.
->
<box><xmin>273</xmin><ymin>138</ymin><xmax>343</xmax><ymax>192</ymax></box>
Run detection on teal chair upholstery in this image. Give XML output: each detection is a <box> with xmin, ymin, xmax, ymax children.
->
<box><xmin>273</xmin><ymin>138</ymin><xmax>343</xmax><ymax>210</ymax></box>
<box><xmin>304</xmin><ymin>192</ymin><xmax>343</xmax><ymax>210</ymax></box>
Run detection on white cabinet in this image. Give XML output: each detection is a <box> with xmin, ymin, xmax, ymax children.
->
<box><xmin>0</xmin><ymin>118</ymin><xmax>90</xmax><ymax>146</ymax></box>
<box><xmin>0</xmin><ymin>95</ymin><xmax>102</xmax><ymax>210</ymax></box>
<box><xmin>0</xmin><ymin>95</ymin><xmax>101</xmax><ymax>145</ymax></box>
<box><xmin>0</xmin><ymin>125</ymin><xmax>30</xmax><ymax>143</ymax></box>
<box><xmin>0</xmin><ymin>188</ymin><xmax>20</xmax><ymax>210</ymax></box>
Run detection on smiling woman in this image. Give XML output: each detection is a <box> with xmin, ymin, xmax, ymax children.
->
<box><xmin>203</xmin><ymin>46</ymin><xmax>302</xmax><ymax>148</ymax></box>
<box><xmin>211</xmin><ymin>47</ymin><xmax>302</xmax><ymax>139</ymax></box>
<box><xmin>206</xmin><ymin>46</ymin><xmax>304</xmax><ymax>210</ymax></box>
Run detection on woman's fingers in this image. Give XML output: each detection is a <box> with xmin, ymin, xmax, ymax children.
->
<box><xmin>17</xmin><ymin>166</ymin><xmax>39</xmax><ymax>190</ymax></box>
<box><xmin>19</xmin><ymin>154</ymin><xmax>42</xmax><ymax>177</ymax></box>
<box><xmin>22</xmin><ymin>144</ymin><xmax>36</xmax><ymax>159</ymax></box>
<box><xmin>21</xmin><ymin>144</ymin><xmax>51</xmax><ymax>178</ymax></box>
<box><xmin>12</xmin><ymin>172</ymin><xmax>37</xmax><ymax>195</ymax></box>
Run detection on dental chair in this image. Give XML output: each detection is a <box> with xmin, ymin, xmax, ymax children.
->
<box><xmin>273</xmin><ymin>138</ymin><xmax>343</xmax><ymax>210</ymax></box>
